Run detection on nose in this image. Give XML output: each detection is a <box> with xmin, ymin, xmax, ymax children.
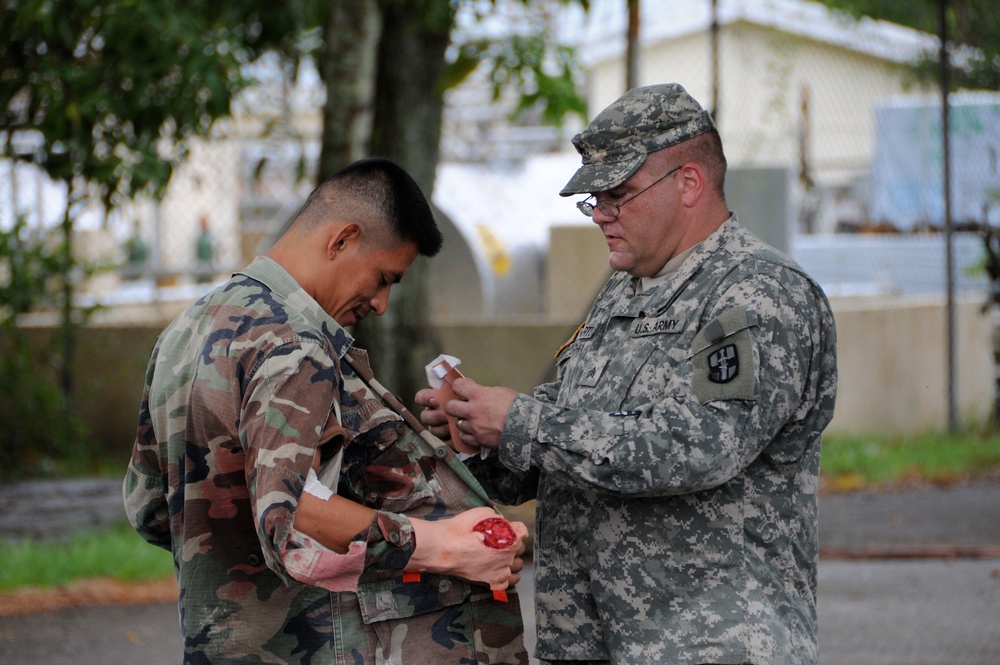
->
<box><xmin>369</xmin><ymin>285</ymin><xmax>391</xmax><ymax>316</ymax></box>
<box><xmin>590</xmin><ymin>205</ymin><xmax>616</xmax><ymax>225</ymax></box>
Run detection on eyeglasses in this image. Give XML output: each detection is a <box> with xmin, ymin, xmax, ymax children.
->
<box><xmin>576</xmin><ymin>164</ymin><xmax>683</xmax><ymax>218</ymax></box>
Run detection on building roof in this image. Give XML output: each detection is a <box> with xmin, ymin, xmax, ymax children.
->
<box><xmin>570</xmin><ymin>0</ymin><xmax>936</xmax><ymax>66</ymax></box>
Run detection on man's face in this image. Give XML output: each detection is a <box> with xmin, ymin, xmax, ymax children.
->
<box><xmin>589</xmin><ymin>162</ymin><xmax>684</xmax><ymax>277</ymax></box>
<box><xmin>324</xmin><ymin>239</ymin><xmax>419</xmax><ymax>326</ymax></box>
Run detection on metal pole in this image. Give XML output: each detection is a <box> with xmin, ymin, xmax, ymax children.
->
<box><xmin>626</xmin><ymin>0</ymin><xmax>640</xmax><ymax>91</ymax></box>
<box><xmin>940</xmin><ymin>0</ymin><xmax>957</xmax><ymax>431</ymax></box>
<box><xmin>711</xmin><ymin>0</ymin><xmax>720</xmax><ymax>125</ymax></box>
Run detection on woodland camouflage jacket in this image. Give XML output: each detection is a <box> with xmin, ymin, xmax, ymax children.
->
<box><xmin>124</xmin><ymin>257</ymin><xmax>526</xmax><ymax>664</ymax></box>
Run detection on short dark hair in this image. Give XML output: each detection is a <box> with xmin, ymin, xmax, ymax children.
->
<box><xmin>664</xmin><ymin>129</ymin><xmax>727</xmax><ymax>198</ymax></box>
<box><xmin>295</xmin><ymin>157</ymin><xmax>443</xmax><ymax>257</ymax></box>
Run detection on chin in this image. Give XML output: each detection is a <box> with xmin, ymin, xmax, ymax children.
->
<box><xmin>608</xmin><ymin>255</ymin><xmax>632</xmax><ymax>273</ymax></box>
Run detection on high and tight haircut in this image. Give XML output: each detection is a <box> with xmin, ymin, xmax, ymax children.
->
<box><xmin>294</xmin><ymin>157</ymin><xmax>443</xmax><ymax>257</ymax></box>
<box><xmin>662</xmin><ymin>129</ymin><xmax>728</xmax><ymax>199</ymax></box>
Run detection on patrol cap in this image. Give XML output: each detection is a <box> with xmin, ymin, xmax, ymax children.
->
<box><xmin>560</xmin><ymin>83</ymin><xmax>715</xmax><ymax>196</ymax></box>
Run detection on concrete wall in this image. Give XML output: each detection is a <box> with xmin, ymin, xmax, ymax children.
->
<box><xmin>439</xmin><ymin>295</ymin><xmax>995</xmax><ymax>437</ymax></box>
<box><xmin>828</xmin><ymin>295</ymin><xmax>994</xmax><ymax>434</ymax></box>
<box><xmin>22</xmin><ymin>295</ymin><xmax>993</xmax><ymax>459</ymax></box>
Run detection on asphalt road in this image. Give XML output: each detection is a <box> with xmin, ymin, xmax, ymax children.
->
<box><xmin>2</xmin><ymin>480</ymin><xmax>999</xmax><ymax>664</ymax></box>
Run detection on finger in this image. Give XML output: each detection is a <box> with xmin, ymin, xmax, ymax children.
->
<box><xmin>420</xmin><ymin>407</ymin><xmax>448</xmax><ymax>428</ymax></box>
<box><xmin>414</xmin><ymin>388</ymin><xmax>438</xmax><ymax>408</ymax></box>
<box><xmin>449</xmin><ymin>376</ymin><xmax>479</xmax><ymax>399</ymax></box>
<box><xmin>489</xmin><ymin>568</ymin><xmax>512</xmax><ymax>591</ymax></box>
<box><xmin>444</xmin><ymin>398</ymin><xmax>470</xmax><ymax>421</ymax></box>
<box><xmin>459</xmin><ymin>429</ymin><xmax>480</xmax><ymax>449</ymax></box>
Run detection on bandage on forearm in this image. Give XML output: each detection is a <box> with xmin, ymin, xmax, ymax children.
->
<box><xmin>304</xmin><ymin>468</ymin><xmax>333</xmax><ymax>501</ymax></box>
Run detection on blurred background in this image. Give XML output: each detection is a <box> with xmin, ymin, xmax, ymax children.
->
<box><xmin>2</xmin><ymin>0</ymin><xmax>1000</xmax><ymax>478</ymax></box>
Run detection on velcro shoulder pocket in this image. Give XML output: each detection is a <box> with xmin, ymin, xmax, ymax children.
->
<box><xmin>689</xmin><ymin>306</ymin><xmax>757</xmax><ymax>403</ymax></box>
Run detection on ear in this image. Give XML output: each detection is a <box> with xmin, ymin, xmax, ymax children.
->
<box><xmin>678</xmin><ymin>163</ymin><xmax>705</xmax><ymax>208</ymax></box>
<box><xmin>327</xmin><ymin>222</ymin><xmax>361</xmax><ymax>258</ymax></box>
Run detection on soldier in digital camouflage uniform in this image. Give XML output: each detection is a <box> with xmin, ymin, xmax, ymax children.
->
<box><xmin>123</xmin><ymin>157</ymin><xmax>529</xmax><ymax>664</ymax></box>
<box><xmin>417</xmin><ymin>84</ymin><xmax>838</xmax><ymax>665</ymax></box>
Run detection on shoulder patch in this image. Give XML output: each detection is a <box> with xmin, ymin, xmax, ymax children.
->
<box><xmin>707</xmin><ymin>344</ymin><xmax>739</xmax><ymax>383</ymax></box>
<box><xmin>690</xmin><ymin>306</ymin><xmax>756</xmax><ymax>402</ymax></box>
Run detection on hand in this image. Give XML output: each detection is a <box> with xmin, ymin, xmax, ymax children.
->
<box><xmin>415</xmin><ymin>388</ymin><xmax>455</xmax><ymax>442</ymax></box>
<box><xmin>406</xmin><ymin>507</ymin><xmax>529</xmax><ymax>590</ymax></box>
<box><xmin>444</xmin><ymin>378</ymin><xmax>519</xmax><ymax>450</ymax></box>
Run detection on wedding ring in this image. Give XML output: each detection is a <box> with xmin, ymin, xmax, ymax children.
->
<box><xmin>456</xmin><ymin>418</ymin><xmax>465</xmax><ymax>431</ymax></box>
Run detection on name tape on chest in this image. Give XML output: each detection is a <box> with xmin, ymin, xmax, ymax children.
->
<box><xmin>631</xmin><ymin>316</ymin><xmax>684</xmax><ymax>337</ymax></box>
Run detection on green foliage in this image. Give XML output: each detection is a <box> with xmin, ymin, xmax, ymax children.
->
<box><xmin>815</xmin><ymin>0</ymin><xmax>1000</xmax><ymax>90</ymax></box>
<box><xmin>442</xmin><ymin>1</ymin><xmax>590</xmax><ymax>125</ymax></box>
<box><xmin>0</xmin><ymin>217</ymin><xmax>98</xmax><ymax>479</ymax></box>
<box><xmin>0</xmin><ymin>0</ymin><xmax>321</xmax><ymax>205</ymax></box>
<box><xmin>821</xmin><ymin>426</ymin><xmax>1000</xmax><ymax>490</ymax></box>
<box><xmin>0</xmin><ymin>0</ymin><xmax>324</xmax><ymax>478</ymax></box>
<box><xmin>0</xmin><ymin>521</ymin><xmax>174</xmax><ymax>591</ymax></box>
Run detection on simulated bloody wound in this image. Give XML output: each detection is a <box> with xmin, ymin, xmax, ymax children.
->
<box><xmin>403</xmin><ymin>516</ymin><xmax>519</xmax><ymax>602</ymax></box>
<box><xmin>474</xmin><ymin>516</ymin><xmax>517</xmax><ymax>602</ymax></box>
<box><xmin>473</xmin><ymin>516</ymin><xmax>518</xmax><ymax>549</ymax></box>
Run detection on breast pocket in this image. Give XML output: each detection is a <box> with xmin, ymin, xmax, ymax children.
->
<box><xmin>341</xmin><ymin>422</ymin><xmax>442</xmax><ymax>512</ymax></box>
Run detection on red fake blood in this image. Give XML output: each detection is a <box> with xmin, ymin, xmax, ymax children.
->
<box><xmin>472</xmin><ymin>517</ymin><xmax>517</xmax><ymax>549</ymax></box>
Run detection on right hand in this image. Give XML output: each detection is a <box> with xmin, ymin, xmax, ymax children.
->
<box><xmin>415</xmin><ymin>388</ymin><xmax>453</xmax><ymax>441</ymax></box>
<box><xmin>406</xmin><ymin>506</ymin><xmax>529</xmax><ymax>590</ymax></box>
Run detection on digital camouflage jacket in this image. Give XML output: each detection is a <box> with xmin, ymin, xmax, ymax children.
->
<box><xmin>469</xmin><ymin>217</ymin><xmax>838</xmax><ymax>665</ymax></box>
<box><xmin>123</xmin><ymin>256</ymin><xmax>526</xmax><ymax>664</ymax></box>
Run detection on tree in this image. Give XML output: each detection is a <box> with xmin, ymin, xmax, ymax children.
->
<box><xmin>1</xmin><ymin>0</ymin><xmax>321</xmax><ymax>347</ymax></box>
<box><xmin>1</xmin><ymin>0</ymin><xmax>589</xmax><ymax>447</ymax></box>
<box><xmin>814</xmin><ymin>0</ymin><xmax>1000</xmax><ymax>90</ymax></box>
<box><xmin>0</xmin><ymin>0</ymin><xmax>319</xmax><ymax>468</ymax></box>
<box><xmin>319</xmin><ymin>0</ymin><xmax>589</xmax><ymax>402</ymax></box>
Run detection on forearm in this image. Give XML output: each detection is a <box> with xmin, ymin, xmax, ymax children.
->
<box><xmin>499</xmin><ymin>392</ymin><xmax>772</xmax><ymax>497</ymax></box>
<box><xmin>294</xmin><ymin>492</ymin><xmax>377</xmax><ymax>554</ymax></box>
<box><xmin>292</xmin><ymin>490</ymin><xmax>523</xmax><ymax>588</ymax></box>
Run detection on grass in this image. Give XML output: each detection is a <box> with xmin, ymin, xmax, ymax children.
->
<box><xmin>820</xmin><ymin>426</ymin><xmax>1000</xmax><ymax>492</ymax></box>
<box><xmin>2</xmin><ymin>427</ymin><xmax>999</xmax><ymax>593</ymax></box>
<box><xmin>0</xmin><ymin>521</ymin><xmax>174</xmax><ymax>592</ymax></box>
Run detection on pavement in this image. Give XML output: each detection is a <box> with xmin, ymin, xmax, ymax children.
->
<box><xmin>1</xmin><ymin>478</ymin><xmax>999</xmax><ymax>665</ymax></box>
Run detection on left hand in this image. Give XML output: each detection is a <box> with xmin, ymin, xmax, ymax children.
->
<box><xmin>416</xmin><ymin>379</ymin><xmax>519</xmax><ymax>450</ymax></box>
<box><xmin>444</xmin><ymin>378</ymin><xmax>519</xmax><ymax>450</ymax></box>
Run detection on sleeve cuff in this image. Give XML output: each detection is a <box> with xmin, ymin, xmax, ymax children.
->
<box><xmin>281</xmin><ymin>510</ymin><xmax>415</xmax><ymax>593</ymax></box>
<box><xmin>498</xmin><ymin>394</ymin><xmax>542</xmax><ymax>473</ymax></box>
<box><xmin>283</xmin><ymin>527</ymin><xmax>367</xmax><ymax>593</ymax></box>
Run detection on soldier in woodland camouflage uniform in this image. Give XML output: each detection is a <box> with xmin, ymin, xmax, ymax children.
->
<box><xmin>417</xmin><ymin>84</ymin><xmax>838</xmax><ymax>665</ymax></box>
<box><xmin>124</xmin><ymin>157</ymin><xmax>528</xmax><ymax>664</ymax></box>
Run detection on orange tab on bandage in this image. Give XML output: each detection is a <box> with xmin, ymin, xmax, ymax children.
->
<box><xmin>429</xmin><ymin>358</ymin><xmax>479</xmax><ymax>455</ymax></box>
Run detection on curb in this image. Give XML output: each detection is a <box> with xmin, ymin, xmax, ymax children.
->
<box><xmin>821</xmin><ymin>544</ymin><xmax>1000</xmax><ymax>560</ymax></box>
